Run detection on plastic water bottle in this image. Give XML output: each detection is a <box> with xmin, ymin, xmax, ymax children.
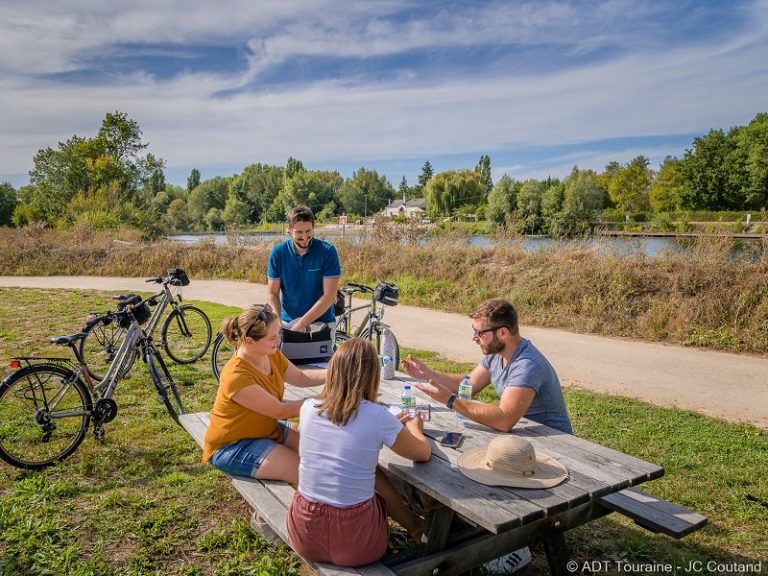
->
<box><xmin>380</xmin><ymin>328</ymin><xmax>397</xmax><ymax>379</ymax></box>
<box><xmin>457</xmin><ymin>375</ymin><xmax>472</xmax><ymax>420</ymax></box>
<box><xmin>400</xmin><ymin>384</ymin><xmax>416</xmax><ymax>418</ymax></box>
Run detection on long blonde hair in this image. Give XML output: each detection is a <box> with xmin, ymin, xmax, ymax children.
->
<box><xmin>316</xmin><ymin>338</ymin><xmax>380</xmax><ymax>425</ymax></box>
<box><xmin>220</xmin><ymin>305</ymin><xmax>278</xmax><ymax>347</ymax></box>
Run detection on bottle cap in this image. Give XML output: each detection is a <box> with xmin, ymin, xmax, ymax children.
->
<box><xmin>403</xmin><ymin>385</ymin><xmax>411</xmax><ymax>389</ymax></box>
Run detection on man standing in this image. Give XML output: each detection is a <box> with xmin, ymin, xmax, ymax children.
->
<box><xmin>267</xmin><ymin>206</ymin><xmax>341</xmax><ymax>333</ymax></box>
<box><xmin>401</xmin><ymin>298</ymin><xmax>572</xmax><ymax>434</ymax></box>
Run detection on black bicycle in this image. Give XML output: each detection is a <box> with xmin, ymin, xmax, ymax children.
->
<box><xmin>79</xmin><ymin>268</ymin><xmax>212</xmax><ymax>380</ymax></box>
<box><xmin>0</xmin><ymin>296</ymin><xmax>187</xmax><ymax>469</ymax></box>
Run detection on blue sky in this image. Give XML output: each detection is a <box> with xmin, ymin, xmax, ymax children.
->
<box><xmin>1</xmin><ymin>0</ymin><xmax>767</xmax><ymax>190</ymax></box>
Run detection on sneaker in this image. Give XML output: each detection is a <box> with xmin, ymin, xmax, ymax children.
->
<box><xmin>250</xmin><ymin>511</ymin><xmax>282</xmax><ymax>546</ymax></box>
<box><xmin>484</xmin><ymin>546</ymin><xmax>532</xmax><ymax>574</ymax></box>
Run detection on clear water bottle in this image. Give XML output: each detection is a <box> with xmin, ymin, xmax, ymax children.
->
<box><xmin>380</xmin><ymin>328</ymin><xmax>397</xmax><ymax>379</ymax></box>
<box><xmin>400</xmin><ymin>384</ymin><xmax>416</xmax><ymax>418</ymax></box>
<box><xmin>457</xmin><ymin>375</ymin><xmax>472</xmax><ymax>420</ymax></box>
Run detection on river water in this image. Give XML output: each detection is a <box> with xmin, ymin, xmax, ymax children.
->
<box><xmin>168</xmin><ymin>231</ymin><xmax>765</xmax><ymax>260</ymax></box>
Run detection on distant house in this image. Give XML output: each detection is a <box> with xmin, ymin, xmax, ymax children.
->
<box><xmin>382</xmin><ymin>198</ymin><xmax>426</xmax><ymax>218</ymax></box>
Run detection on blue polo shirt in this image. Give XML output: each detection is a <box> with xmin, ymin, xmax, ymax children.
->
<box><xmin>267</xmin><ymin>238</ymin><xmax>341</xmax><ymax>323</ymax></box>
<box><xmin>481</xmin><ymin>338</ymin><xmax>573</xmax><ymax>434</ymax></box>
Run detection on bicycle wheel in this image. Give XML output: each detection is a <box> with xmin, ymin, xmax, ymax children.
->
<box><xmin>162</xmin><ymin>305</ymin><xmax>212</xmax><ymax>364</ymax></box>
<box><xmin>146</xmin><ymin>348</ymin><xmax>184</xmax><ymax>423</ymax></box>
<box><xmin>361</xmin><ymin>325</ymin><xmax>401</xmax><ymax>370</ymax></box>
<box><xmin>0</xmin><ymin>364</ymin><xmax>91</xmax><ymax>469</ymax></box>
<box><xmin>80</xmin><ymin>317</ymin><xmax>135</xmax><ymax>381</ymax></box>
<box><xmin>211</xmin><ymin>332</ymin><xmax>235</xmax><ymax>382</ymax></box>
<box><xmin>334</xmin><ymin>315</ymin><xmax>350</xmax><ymax>351</ymax></box>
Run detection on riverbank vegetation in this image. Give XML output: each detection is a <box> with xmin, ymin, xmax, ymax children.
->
<box><xmin>0</xmin><ymin>290</ymin><xmax>765</xmax><ymax>575</ymax></box>
<box><xmin>1</xmin><ymin>112</ymin><xmax>767</xmax><ymax>238</ymax></box>
<box><xmin>2</xmin><ymin>225</ymin><xmax>767</xmax><ymax>356</ymax></box>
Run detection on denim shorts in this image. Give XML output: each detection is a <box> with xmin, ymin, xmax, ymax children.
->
<box><xmin>210</xmin><ymin>421</ymin><xmax>291</xmax><ymax>478</ymax></box>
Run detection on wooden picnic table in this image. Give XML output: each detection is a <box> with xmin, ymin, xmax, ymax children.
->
<box><xmin>181</xmin><ymin>367</ymin><xmax>705</xmax><ymax>576</ymax></box>
<box><xmin>281</xmin><ymin>371</ymin><xmax>675</xmax><ymax>576</ymax></box>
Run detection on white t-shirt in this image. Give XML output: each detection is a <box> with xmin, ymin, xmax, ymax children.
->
<box><xmin>298</xmin><ymin>398</ymin><xmax>403</xmax><ymax>507</ymax></box>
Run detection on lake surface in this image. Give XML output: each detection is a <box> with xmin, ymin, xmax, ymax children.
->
<box><xmin>168</xmin><ymin>231</ymin><xmax>765</xmax><ymax>260</ymax></box>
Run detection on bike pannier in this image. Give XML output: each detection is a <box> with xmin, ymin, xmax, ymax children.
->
<box><xmin>280</xmin><ymin>323</ymin><xmax>333</xmax><ymax>365</ymax></box>
<box><xmin>117</xmin><ymin>297</ymin><xmax>152</xmax><ymax>328</ymax></box>
<box><xmin>168</xmin><ymin>268</ymin><xmax>190</xmax><ymax>286</ymax></box>
<box><xmin>333</xmin><ymin>290</ymin><xmax>346</xmax><ymax>316</ymax></box>
<box><xmin>374</xmin><ymin>282</ymin><xmax>399</xmax><ymax>306</ymax></box>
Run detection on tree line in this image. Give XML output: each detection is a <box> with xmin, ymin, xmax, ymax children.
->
<box><xmin>0</xmin><ymin>111</ymin><xmax>766</xmax><ymax>236</ymax></box>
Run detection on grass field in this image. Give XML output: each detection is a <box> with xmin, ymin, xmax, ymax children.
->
<box><xmin>0</xmin><ymin>288</ymin><xmax>766</xmax><ymax>575</ymax></box>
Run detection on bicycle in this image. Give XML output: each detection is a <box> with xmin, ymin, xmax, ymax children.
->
<box><xmin>79</xmin><ymin>268</ymin><xmax>212</xmax><ymax>381</ymax></box>
<box><xmin>209</xmin><ymin>331</ymin><xmax>233</xmax><ymax>383</ymax></box>
<box><xmin>0</xmin><ymin>296</ymin><xmax>187</xmax><ymax>470</ymax></box>
<box><xmin>334</xmin><ymin>281</ymin><xmax>400</xmax><ymax>366</ymax></box>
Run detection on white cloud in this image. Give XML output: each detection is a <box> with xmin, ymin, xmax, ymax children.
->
<box><xmin>0</xmin><ymin>1</ymin><xmax>766</xmax><ymax>184</ymax></box>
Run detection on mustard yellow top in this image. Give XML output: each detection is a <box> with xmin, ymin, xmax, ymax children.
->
<box><xmin>202</xmin><ymin>351</ymin><xmax>289</xmax><ymax>462</ymax></box>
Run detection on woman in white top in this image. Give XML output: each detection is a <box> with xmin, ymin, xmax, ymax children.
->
<box><xmin>286</xmin><ymin>338</ymin><xmax>431</xmax><ymax>566</ymax></box>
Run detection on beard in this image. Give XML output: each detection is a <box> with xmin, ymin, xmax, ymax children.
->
<box><xmin>480</xmin><ymin>335</ymin><xmax>505</xmax><ymax>355</ymax></box>
<box><xmin>292</xmin><ymin>237</ymin><xmax>312</xmax><ymax>251</ymax></box>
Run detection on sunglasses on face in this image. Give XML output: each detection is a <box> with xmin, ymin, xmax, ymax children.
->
<box><xmin>472</xmin><ymin>325</ymin><xmax>507</xmax><ymax>337</ymax></box>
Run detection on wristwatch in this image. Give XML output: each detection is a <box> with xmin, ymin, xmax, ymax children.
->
<box><xmin>445</xmin><ymin>394</ymin><xmax>457</xmax><ymax>410</ymax></box>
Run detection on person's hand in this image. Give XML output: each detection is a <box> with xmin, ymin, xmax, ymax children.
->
<box><xmin>401</xmin><ymin>355</ymin><xmax>432</xmax><ymax>380</ymax></box>
<box><xmin>403</xmin><ymin>412</ymin><xmax>424</xmax><ymax>433</ymax></box>
<box><xmin>291</xmin><ymin>318</ymin><xmax>309</xmax><ymax>332</ymax></box>
<box><xmin>413</xmin><ymin>379</ymin><xmax>452</xmax><ymax>405</ymax></box>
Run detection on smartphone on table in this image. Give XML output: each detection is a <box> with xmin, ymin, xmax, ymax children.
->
<box><xmin>424</xmin><ymin>429</ymin><xmax>464</xmax><ymax>448</ymax></box>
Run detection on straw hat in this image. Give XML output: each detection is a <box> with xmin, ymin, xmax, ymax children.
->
<box><xmin>457</xmin><ymin>435</ymin><xmax>568</xmax><ymax>488</ymax></box>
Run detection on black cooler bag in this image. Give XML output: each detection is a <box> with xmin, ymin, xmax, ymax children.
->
<box><xmin>280</xmin><ymin>323</ymin><xmax>333</xmax><ymax>365</ymax></box>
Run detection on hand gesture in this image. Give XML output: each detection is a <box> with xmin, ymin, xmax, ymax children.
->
<box><xmin>412</xmin><ymin>379</ymin><xmax>452</xmax><ymax>405</ymax></box>
<box><xmin>401</xmin><ymin>354</ymin><xmax>432</xmax><ymax>381</ymax></box>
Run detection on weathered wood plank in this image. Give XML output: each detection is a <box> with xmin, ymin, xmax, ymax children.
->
<box><xmin>598</xmin><ymin>487</ymin><xmax>707</xmax><ymax>538</ymax></box>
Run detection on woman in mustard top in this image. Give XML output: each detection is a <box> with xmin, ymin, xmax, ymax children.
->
<box><xmin>203</xmin><ymin>304</ymin><xmax>325</xmax><ymax>486</ymax></box>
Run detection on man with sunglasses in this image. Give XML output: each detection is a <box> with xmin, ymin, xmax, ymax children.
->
<box><xmin>401</xmin><ymin>298</ymin><xmax>572</xmax><ymax>435</ymax></box>
<box><xmin>267</xmin><ymin>205</ymin><xmax>341</xmax><ymax>335</ymax></box>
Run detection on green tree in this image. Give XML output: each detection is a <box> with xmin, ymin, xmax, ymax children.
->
<box><xmin>188</xmin><ymin>177</ymin><xmax>230</xmax><ymax>228</ymax></box>
<box><xmin>515</xmin><ymin>179</ymin><xmax>546</xmax><ymax>234</ymax></box>
<box><xmin>556</xmin><ymin>167</ymin><xmax>606</xmax><ymax>235</ymax></box>
<box><xmin>187</xmin><ymin>168</ymin><xmax>201</xmax><ymax>192</ymax></box>
<box><xmin>541</xmin><ymin>181</ymin><xmax>565</xmax><ymax>234</ymax></box>
<box><xmin>486</xmin><ymin>175</ymin><xmax>517</xmax><ymax>226</ymax></box>
<box><xmin>475</xmin><ymin>155</ymin><xmax>493</xmax><ymax>197</ymax></box>
<box><xmin>418</xmin><ymin>161</ymin><xmax>434</xmax><ymax>190</ymax></box>
<box><xmin>398</xmin><ymin>176</ymin><xmax>410</xmax><ymax>201</ymax></box>
<box><xmin>285</xmin><ymin>156</ymin><xmax>305</xmax><ymax>178</ymax></box>
<box><xmin>336</xmin><ymin>168</ymin><xmax>395</xmax><ymax>216</ymax></box>
<box><xmin>25</xmin><ymin>111</ymin><xmax>164</xmax><ymax>228</ymax></box>
<box><xmin>229</xmin><ymin>163</ymin><xmax>284</xmax><ymax>223</ymax></box>
<box><xmin>738</xmin><ymin>112</ymin><xmax>768</xmax><ymax>209</ymax></box>
<box><xmin>649</xmin><ymin>157</ymin><xmax>683</xmax><ymax>212</ymax></box>
<box><xmin>677</xmin><ymin>128</ymin><xmax>746</xmax><ymax>210</ymax></box>
<box><xmin>0</xmin><ymin>182</ymin><xmax>18</xmax><ymax>226</ymax></box>
<box><xmin>272</xmin><ymin>170</ymin><xmax>342</xmax><ymax>220</ymax></box>
<box><xmin>424</xmin><ymin>170</ymin><xmax>485</xmax><ymax>216</ymax></box>
<box><xmin>608</xmin><ymin>156</ymin><xmax>652</xmax><ymax>213</ymax></box>
<box><xmin>165</xmin><ymin>198</ymin><xmax>191</xmax><ymax>232</ymax></box>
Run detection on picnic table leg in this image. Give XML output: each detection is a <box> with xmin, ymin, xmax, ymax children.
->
<box><xmin>542</xmin><ymin>532</ymin><xmax>570</xmax><ymax>576</ymax></box>
<box><xmin>422</xmin><ymin>506</ymin><xmax>456</xmax><ymax>554</ymax></box>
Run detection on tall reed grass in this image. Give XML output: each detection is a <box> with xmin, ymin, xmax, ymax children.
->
<box><xmin>1</xmin><ymin>224</ymin><xmax>766</xmax><ymax>355</ymax></box>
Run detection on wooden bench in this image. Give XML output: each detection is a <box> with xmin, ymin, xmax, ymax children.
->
<box><xmin>179</xmin><ymin>412</ymin><xmax>397</xmax><ymax>576</ymax></box>
<box><xmin>598</xmin><ymin>487</ymin><xmax>707</xmax><ymax>538</ymax></box>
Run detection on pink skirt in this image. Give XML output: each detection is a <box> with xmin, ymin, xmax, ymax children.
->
<box><xmin>286</xmin><ymin>490</ymin><xmax>389</xmax><ymax>566</ymax></box>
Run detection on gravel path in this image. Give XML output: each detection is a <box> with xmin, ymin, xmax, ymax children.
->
<box><xmin>2</xmin><ymin>275</ymin><xmax>766</xmax><ymax>430</ymax></box>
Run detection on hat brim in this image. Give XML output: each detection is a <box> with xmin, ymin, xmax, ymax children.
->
<box><xmin>457</xmin><ymin>446</ymin><xmax>568</xmax><ymax>489</ymax></box>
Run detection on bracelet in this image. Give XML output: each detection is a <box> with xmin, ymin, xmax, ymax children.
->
<box><xmin>446</xmin><ymin>394</ymin><xmax>457</xmax><ymax>410</ymax></box>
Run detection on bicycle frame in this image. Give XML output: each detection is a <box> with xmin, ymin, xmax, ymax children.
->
<box><xmin>336</xmin><ymin>286</ymin><xmax>387</xmax><ymax>339</ymax></box>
